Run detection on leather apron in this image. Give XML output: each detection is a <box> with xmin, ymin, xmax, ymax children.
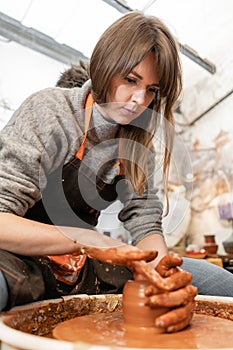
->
<box><xmin>0</xmin><ymin>93</ymin><xmax>133</xmax><ymax>310</ymax></box>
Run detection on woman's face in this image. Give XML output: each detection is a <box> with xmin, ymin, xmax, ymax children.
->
<box><xmin>96</xmin><ymin>51</ymin><xmax>160</xmax><ymax>125</ymax></box>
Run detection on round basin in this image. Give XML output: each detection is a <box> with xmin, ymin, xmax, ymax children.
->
<box><xmin>0</xmin><ymin>294</ymin><xmax>232</xmax><ymax>350</ymax></box>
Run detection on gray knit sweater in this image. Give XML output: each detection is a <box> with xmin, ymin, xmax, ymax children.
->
<box><xmin>0</xmin><ymin>80</ymin><xmax>163</xmax><ymax>244</ymax></box>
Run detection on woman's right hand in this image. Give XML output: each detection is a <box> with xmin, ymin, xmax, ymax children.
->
<box><xmin>78</xmin><ymin>246</ymin><xmax>192</xmax><ymax>291</ymax></box>
<box><xmin>78</xmin><ymin>245</ymin><xmax>158</xmax><ymax>265</ymax></box>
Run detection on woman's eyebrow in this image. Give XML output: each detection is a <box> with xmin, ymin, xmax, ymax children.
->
<box><xmin>131</xmin><ymin>70</ymin><xmax>160</xmax><ymax>87</ymax></box>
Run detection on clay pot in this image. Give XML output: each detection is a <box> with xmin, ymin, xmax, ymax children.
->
<box><xmin>203</xmin><ymin>234</ymin><xmax>218</xmax><ymax>254</ymax></box>
<box><xmin>122</xmin><ymin>279</ymin><xmax>169</xmax><ymax>331</ymax></box>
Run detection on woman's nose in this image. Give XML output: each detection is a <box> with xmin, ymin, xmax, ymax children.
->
<box><xmin>131</xmin><ymin>88</ymin><xmax>147</xmax><ymax>106</ymax></box>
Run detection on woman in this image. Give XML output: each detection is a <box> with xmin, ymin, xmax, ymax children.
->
<box><xmin>0</xmin><ymin>11</ymin><xmax>231</xmax><ymax>333</ymax></box>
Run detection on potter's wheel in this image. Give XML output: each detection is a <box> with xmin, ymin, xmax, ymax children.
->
<box><xmin>53</xmin><ymin>281</ymin><xmax>233</xmax><ymax>349</ymax></box>
<box><xmin>52</xmin><ymin>283</ymin><xmax>233</xmax><ymax>349</ymax></box>
<box><xmin>0</xmin><ymin>294</ymin><xmax>233</xmax><ymax>350</ymax></box>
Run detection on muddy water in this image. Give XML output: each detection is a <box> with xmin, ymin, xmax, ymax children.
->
<box><xmin>53</xmin><ymin>312</ymin><xmax>233</xmax><ymax>348</ymax></box>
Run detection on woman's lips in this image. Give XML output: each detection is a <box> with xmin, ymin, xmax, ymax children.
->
<box><xmin>121</xmin><ymin>106</ymin><xmax>137</xmax><ymax>116</ymax></box>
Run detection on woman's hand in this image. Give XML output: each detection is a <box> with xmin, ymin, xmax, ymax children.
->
<box><xmin>80</xmin><ymin>246</ymin><xmax>197</xmax><ymax>333</ymax></box>
<box><xmin>79</xmin><ymin>245</ymin><xmax>171</xmax><ymax>288</ymax></box>
<box><xmin>79</xmin><ymin>245</ymin><xmax>158</xmax><ymax>265</ymax></box>
<box><xmin>143</xmin><ymin>254</ymin><xmax>198</xmax><ymax>333</ymax></box>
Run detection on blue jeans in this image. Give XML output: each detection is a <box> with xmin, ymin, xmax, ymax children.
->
<box><xmin>0</xmin><ymin>270</ymin><xmax>8</xmax><ymax>311</ymax></box>
<box><xmin>182</xmin><ymin>257</ymin><xmax>233</xmax><ymax>296</ymax></box>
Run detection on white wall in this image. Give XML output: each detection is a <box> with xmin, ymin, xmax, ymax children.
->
<box><xmin>0</xmin><ymin>40</ymin><xmax>67</xmax><ymax>129</ymax></box>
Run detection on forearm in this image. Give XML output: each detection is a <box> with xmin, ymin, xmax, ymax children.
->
<box><xmin>136</xmin><ymin>234</ymin><xmax>168</xmax><ymax>268</ymax></box>
<box><xmin>0</xmin><ymin>213</ymin><xmax>125</xmax><ymax>256</ymax></box>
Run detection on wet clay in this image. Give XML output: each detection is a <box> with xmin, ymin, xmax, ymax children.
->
<box><xmin>53</xmin><ymin>312</ymin><xmax>233</xmax><ymax>348</ymax></box>
<box><xmin>122</xmin><ymin>279</ymin><xmax>169</xmax><ymax>331</ymax></box>
<box><xmin>52</xmin><ymin>280</ymin><xmax>233</xmax><ymax>348</ymax></box>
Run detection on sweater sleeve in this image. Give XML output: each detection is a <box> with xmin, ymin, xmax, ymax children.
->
<box><xmin>118</xmin><ymin>147</ymin><xmax>164</xmax><ymax>245</ymax></box>
<box><xmin>0</xmin><ymin>88</ymin><xmax>76</xmax><ymax>216</ymax></box>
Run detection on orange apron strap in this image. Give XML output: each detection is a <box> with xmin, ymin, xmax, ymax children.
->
<box><xmin>75</xmin><ymin>92</ymin><xmax>124</xmax><ymax>175</ymax></box>
<box><xmin>75</xmin><ymin>93</ymin><xmax>94</xmax><ymax>160</ymax></box>
<box><xmin>113</xmin><ymin>139</ymin><xmax>124</xmax><ymax>176</ymax></box>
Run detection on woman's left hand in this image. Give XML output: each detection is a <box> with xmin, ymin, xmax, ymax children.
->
<box><xmin>142</xmin><ymin>253</ymin><xmax>198</xmax><ymax>333</ymax></box>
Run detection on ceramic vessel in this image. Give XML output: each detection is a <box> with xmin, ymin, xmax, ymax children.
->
<box><xmin>122</xmin><ymin>279</ymin><xmax>169</xmax><ymax>331</ymax></box>
<box><xmin>203</xmin><ymin>234</ymin><xmax>218</xmax><ymax>254</ymax></box>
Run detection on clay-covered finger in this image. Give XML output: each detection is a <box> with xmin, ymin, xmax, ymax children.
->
<box><xmin>136</xmin><ymin>266</ymin><xmax>193</xmax><ymax>291</ymax></box>
<box><xmin>155</xmin><ymin>301</ymin><xmax>195</xmax><ymax>330</ymax></box>
<box><xmin>162</xmin><ymin>269</ymin><xmax>193</xmax><ymax>291</ymax></box>
<box><xmin>140</xmin><ymin>269</ymin><xmax>192</xmax><ymax>292</ymax></box>
<box><xmin>166</xmin><ymin>311</ymin><xmax>194</xmax><ymax>333</ymax></box>
<box><xmin>156</xmin><ymin>253</ymin><xmax>183</xmax><ymax>277</ymax></box>
<box><xmin>108</xmin><ymin>248</ymin><xmax>158</xmax><ymax>264</ymax></box>
<box><xmin>145</xmin><ymin>285</ymin><xmax>198</xmax><ymax>307</ymax></box>
<box><xmin>122</xmin><ymin>249</ymin><xmax>158</xmax><ymax>262</ymax></box>
<box><xmin>131</xmin><ymin>261</ymin><xmax>168</xmax><ymax>290</ymax></box>
<box><xmin>83</xmin><ymin>247</ymin><xmax>158</xmax><ymax>265</ymax></box>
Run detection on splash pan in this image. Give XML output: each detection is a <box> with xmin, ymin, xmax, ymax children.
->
<box><xmin>0</xmin><ymin>294</ymin><xmax>233</xmax><ymax>350</ymax></box>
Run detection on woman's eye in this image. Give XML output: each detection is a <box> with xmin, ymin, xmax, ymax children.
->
<box><xmin>124</xmin><ymin>76</ymin><xmax>136</xmax><ymax>84</ymax></box>
<box><xmin>148</xmin><ymin>87</ymin><xmax>160</xmax><ymax>94</ymax></box>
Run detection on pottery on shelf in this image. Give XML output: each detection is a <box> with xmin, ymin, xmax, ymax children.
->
<box><xmin>203</xmin><ymin>234</ymin><xmax>218</xmax><ymax>255</ymax></box>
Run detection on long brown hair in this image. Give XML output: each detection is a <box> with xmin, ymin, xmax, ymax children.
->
<box><xmin>90</xmin><ymin>11</ymin><xmax>182</xmax><ymax>212</ymax></box>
